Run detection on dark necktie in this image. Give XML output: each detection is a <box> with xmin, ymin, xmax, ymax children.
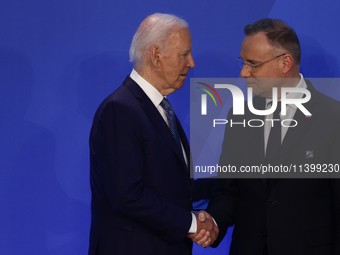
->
<box><xmin>266</xmin><ymin>102</ymin><xmax>282</xmax><ymax>166</ymax></box>
<box><xmin>160</xmin><ymin>98</ymin><xmax>184</xmax><ymax>155</ymax></box>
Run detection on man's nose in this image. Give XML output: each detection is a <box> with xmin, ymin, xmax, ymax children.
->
<box><xmin>187</xmin><ymin>53</ymin><xmax>195</xmax><ymax>68</ymax></box>
<box><xmin>240</xmin><ymin>65</ymin><xmax>251</xmax><ymax>78</ymax></box>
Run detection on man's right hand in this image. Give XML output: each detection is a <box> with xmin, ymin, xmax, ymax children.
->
<box><xmin>187</xmin><ymin>210</ymin><xmax>219</xmax><ymax>248</ymax></box>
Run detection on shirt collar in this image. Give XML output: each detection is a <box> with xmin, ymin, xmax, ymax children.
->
<box><xmin>266</xmin><ymin>73</ymin><xmax>308</xmax><ymax>110</ymax></box>
<box><xmin>130</xmin><ymin>69</ymin><xmax>164</xmax><ymax>108</ymax></box>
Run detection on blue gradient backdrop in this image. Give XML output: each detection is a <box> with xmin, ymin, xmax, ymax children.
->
<box><xmin>1</xmin><ymin>0</ymin><xmax>340</xmax><ymax>254</ymax></box>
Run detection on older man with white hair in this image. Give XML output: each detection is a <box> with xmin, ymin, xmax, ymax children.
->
<box><xmin>88</xmin><ymin>13</ymin><xmax>218</xmax><ymax>255</ymax></box>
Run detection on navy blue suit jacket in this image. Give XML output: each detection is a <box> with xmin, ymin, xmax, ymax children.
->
<box><xmin>207</xmin><ymin>81</ymin><xmax>340</xmax><ymax>255</ymax></box>
<box><xmin>89</xmin><ymin>76</ymin><xmax>193</xmax><ymax>255</ymax></box>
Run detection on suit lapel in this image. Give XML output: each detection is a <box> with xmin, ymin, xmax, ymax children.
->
<box><xmin>176</xmin><ymin>116</ymin><xmax>190</xmax><ymax>169</ymax></box>
<box><xmin>176</xmin><ymin>117</ymin><xmax>192</xmax><ymax>191</ymax></box>
<box><xmin>278</xmin><ymin>82</ymin><xmax>319</xmax><ymax>165</ymax></box>
<box><xmin>252</xmin><ymin>97</ymin><xmax>266</xmax><ymax>163</ymax></box>
<box><xmin>123</xmin><ymin>76</ymin><xmax>189</xmax><ymax>173</ymax></box>
<box><xmin>248</xmin><ymin>97</ymin><xmax>267</xmax><ymax>187</ymax></box>
<box><xmin>268</xmin><ymin>81</ymin><xmax>319</xmax><ymax>189</ymax></box>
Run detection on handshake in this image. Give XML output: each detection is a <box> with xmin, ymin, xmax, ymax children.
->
<box><xmin>187</xmin><ymin>211</ymin><xmax>220</xmax><ymax>248</ymax></box>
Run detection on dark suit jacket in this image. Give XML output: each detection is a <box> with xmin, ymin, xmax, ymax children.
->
<box><xmin>207</xmin><ymin>81</ymin><xmax>340</xmax><ymax>255</ymax></box>
<box><xmin>88</xmin><ymin>76</ymin><xmax>193</xmax><ymax>255</ymax></box>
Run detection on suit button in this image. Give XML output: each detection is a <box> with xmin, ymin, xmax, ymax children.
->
<box><xmin>261</xmin><ymin>232</ymin><xmax>266</xmax><ymax>237</ymax></box>
<box><xmin>267</xmin><ymin>199</ymin><xmax>275</xmax><ymax>205</ymax></box>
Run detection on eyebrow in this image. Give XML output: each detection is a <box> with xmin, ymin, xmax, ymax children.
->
<box><xmin>244</xmin><ymin>58</ymin><xmax>259</xmax><ymax>64</ymax></box>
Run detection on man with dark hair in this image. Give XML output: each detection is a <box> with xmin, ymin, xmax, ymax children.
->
<box><xmin>194</xmin><ymin>18</ymin><xmax>340</xmax><ymax>255</ymax></box>
<box><xmin>88</xmin><ymin>13</ymin><xmax>218</xmax><ymax>255</ymax></box>
<box><xmin>243</xmin><ymin>19</ymin><xmax>301</xmax><ymax>65</ymax></box>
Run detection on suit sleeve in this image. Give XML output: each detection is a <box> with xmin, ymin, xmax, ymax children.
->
<box><xmin>206</xmin><ymin>108</ymin><xmax>240</xmax><ymax>247</ymax></box>
<box><xmin>329</xmin><ymin>121</ymin><xmax>340</xmax><ymax>255</ymax></box>
<box><xmin>206</xmin><ymin>178</ymin><xmax>239</xmax><ymax>247</ymax></box>
<box><xmin>90</xmin><ymin>100</ymin><xmax>192</xmax><ymax>244</ymax></box>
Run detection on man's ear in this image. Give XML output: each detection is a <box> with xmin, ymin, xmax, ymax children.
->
<box><xmin>282</xmin><ymin>54</ymin><xmax>294</xmax><ymax>74</ymax></box>
<box><xmin>150</xmin><ymin>45</ymin><xmax>161</xmax><ymax>68</ymax></box>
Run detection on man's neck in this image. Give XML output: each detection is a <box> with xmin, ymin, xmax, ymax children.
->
<box><xmin>134</xmin><ymin>67</ymin><xmax>174</xmax><ymax>96</ymax></box>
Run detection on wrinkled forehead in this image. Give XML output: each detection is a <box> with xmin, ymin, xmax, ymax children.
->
<box><xmin>165</xmin><ymin>27</ymin><xmax>192</xmax><ymax>51</ymax></box>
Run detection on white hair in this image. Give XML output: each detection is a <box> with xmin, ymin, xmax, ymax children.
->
<box><xmin>129</xmin><ymin>13</ymin><xmax>188</xmax><ymax>66</ymax></box>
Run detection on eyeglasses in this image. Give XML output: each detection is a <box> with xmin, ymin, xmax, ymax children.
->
<box><xmin>237</xmin><ymin>53</ymin><xmax>286</xmax><ymax>73</ymax></box>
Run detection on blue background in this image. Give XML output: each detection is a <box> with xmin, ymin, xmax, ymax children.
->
<box><xmin>1</xmin><ymin>0</ymin><xmax>340</xmax><ymax>254</ymax></box>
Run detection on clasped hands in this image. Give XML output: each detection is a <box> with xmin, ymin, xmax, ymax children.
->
<box><xmin>187</xmin><ymin>210</ymin><xmax>219</xmax><ymax>248</ymax></box>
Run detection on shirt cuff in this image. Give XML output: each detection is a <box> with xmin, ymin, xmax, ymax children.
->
<box><xmin>188</xmin><ymin>212</ymin><xmax>197</xmax><ymax>233</ymax></box>
<box><xmin>212</xmin><ymin>217</ymin><xmax>218</xmax><ymax>227</ymax></box>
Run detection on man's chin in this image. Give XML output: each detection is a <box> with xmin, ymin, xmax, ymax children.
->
<box><xmin>178</xmin><ymin>76</ymin><xmax>187</xmax><ymax>85</ymax></box>
<box><xmin>246</xmin><ymin>82</ymin><xmax>257</xmax><ymax>88</ymax></box>
<box><xmin>248</xmin><ymin>87</ymin><xmax>263</xmax><ymax>97</ymax></box>
<box><xmin>246</xmin><ymin>83</ymin><xmax>260</xmax><ymax>94</ymax></box>
<box><xmin>178</xmin><ymin>81</ymin><xmax>185</xmax><ymax>89</ymax></box>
